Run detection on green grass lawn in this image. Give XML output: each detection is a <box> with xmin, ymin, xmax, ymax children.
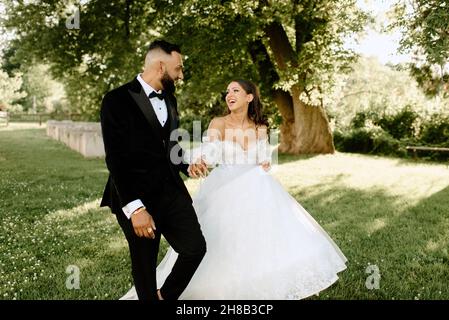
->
<box><xmin>1</xmin><ymin>124</ymin><xmax>448</xmax><ymax>300</ymax></box>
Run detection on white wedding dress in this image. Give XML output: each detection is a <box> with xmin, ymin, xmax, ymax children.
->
<box><xmin>121</xmin><ymin>138</ymin><xmax>347</xmax><ymax>300</ymax></box>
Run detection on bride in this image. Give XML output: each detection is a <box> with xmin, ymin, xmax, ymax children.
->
<box><xmin>121</xmin><ymin>79</ymin><xmax>347</xmax><ymax>300</ymax></box>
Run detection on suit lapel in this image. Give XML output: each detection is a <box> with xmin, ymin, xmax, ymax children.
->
<box><xmin>128</xmin><ymin>79</ymin><xmax>165</xmax><ymax>150</ymax></box>
<box><xmin>165</xmin><ymin>94</ymin><xmax>179</xmax><ymax>137</ymax></box>
<box><xmin>165</xmin><ymin>95</ymin><xmax>181</xmax><ymax>156</ymax></box>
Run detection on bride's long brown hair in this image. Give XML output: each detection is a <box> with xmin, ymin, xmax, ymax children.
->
<box><xmin>227</xmin><ymin>79</ymin><xmax>269</xmax><ymax>129</ymax></box>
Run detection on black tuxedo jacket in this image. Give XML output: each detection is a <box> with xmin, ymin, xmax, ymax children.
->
<box><xmin>100</xmin><ymin>77</ymin><xmax>191</xmax><ymax>214</ymax></box>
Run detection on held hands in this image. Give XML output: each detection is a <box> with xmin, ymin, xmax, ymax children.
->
<box><xmin>187</xmin><ymin>157</ymin><xmax>209</xmax><ymax>179</ymax></box>
<box><xmin>260</xmin><ymin>161</ymin><xmax>271</xmax><ymax>172</ymax></box>
<box><xmin>131</xmin><ymin>207</ymin><xmax>157</xmax><ymax>239</ymax></box>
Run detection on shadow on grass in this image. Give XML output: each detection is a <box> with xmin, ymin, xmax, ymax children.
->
<box><xmin>0</xmin><ymin>125</ymin><xmax>46</xmax><ymax>132</ymax></box>
<box><xmin>394</xmin><ymin>156</ymin><xmax>449</xmax><ymax>168</ymax></box>
<box><xmin>289</xmin><ymin>176</ymin><xmax>449</xmax><ymax>300</ymax></box>
<box><xmin>3</xmin><ymin>129</ymin><xmax>448</xmax><ymax>299</ymax></box>
<box><xmin>0</xmin><ymin>128</ymin><xmax>179</xmax><ymax>299</ymax></box>
<box><xmin>335</xmin><ymin>149</ymin><xmax>449</xmax><ymax>168</ymax></box>
<box><xmin>0</xmin><ymin>128</ymin><xmax>122</xmax><ymax>299</ymax></box>
<box><xmin>277</xmin><ymin>152</ymin><xmax>320</xmax><ymax>165</ymax></box>
<box><xmin>0</xmin><ymin>128</ymin><xmax>108</xmax><ymax>219</ymax></box>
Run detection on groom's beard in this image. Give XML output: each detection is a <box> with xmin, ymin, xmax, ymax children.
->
<box><xmin>161</xmin><ymin>72</ymin><xmax>176</xmax><ymax>95</ymax></box>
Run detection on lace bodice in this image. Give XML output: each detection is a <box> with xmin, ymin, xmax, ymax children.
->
<box><xmin>184</xmin><ymin>138</ymin><xmax>272</xmax><ymax>166</ymax></box>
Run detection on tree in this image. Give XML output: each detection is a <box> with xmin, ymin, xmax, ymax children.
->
<box><xmin>390</xmin><ymin>0</ymin><xmax>449</xmax><ymax>97</ymax></box>
<box><xmin>2</xmin><ymin>1</ymin><xmax>149</xmax><ymax>119</ymax></box>
<box><xmin>0</xmin><ymin>69</ymin><xmax>26</xmax><ymax>112</ymax></box>
<box><xmin>151</xmin><ymin>0</ymin><xmax>367</xmax><ymax>153</ymax></box>
<box><xmin>326</xmin><ymin>56</ymin><xmax>447</xmax><ymax>129</ymax></box>
<box><xmin>1</xmin><ymin>45</ymin><xmax>67</xmax><ymax>113</ymax></box>
<box><xmin>2</xmin><ymin>0</ymin><xmax>367</xmax><ymax>154</ymax></box>
<box><xmin>19</xmin><ymin>64</ymin><xmax>66</xmax><ymax>113</ymax></box>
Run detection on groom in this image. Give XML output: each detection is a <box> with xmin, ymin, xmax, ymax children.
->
<box><xmin>100</xmin><ymin>40</ymin><xmax>207</xmax><ymax>300</ymax></box>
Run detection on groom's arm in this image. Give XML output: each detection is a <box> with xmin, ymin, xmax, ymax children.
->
<box><xmin>169</xmin><ymin>94</ymin><xmax>191</xmax><ymax>177</ymax></box>
<box><xmin>176</xmin><ymin>145</ymin><xmax>190</xmax><ymax>177</ymax></box>
<box><xmin>100</xmin><ymin>91</ymin><xmax>144</xmax><ymax>211</ymax></box>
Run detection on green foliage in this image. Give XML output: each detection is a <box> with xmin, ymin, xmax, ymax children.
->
<box><xmin>371</xmin><ymin>129</ymin><xmax>404</xmax><ymax>156</ymax></box>
<box><xmin>328</xmin><ymin>57</ymin><xmax>449</xmax><ymax>161</ymax></box>
<box><xmin>335</xmin><ymin>108</ymin><xmax>449</xmax><ymax>161</ymax></box>
<box><xmin>334</xmin><ymin>126</ymin><xmax>406</xmax><ymax>157</ymax></box>
<box><xmin>349</xmin><ymin>111</ymin><xmax>371</xmax><ymax>129</ymax></box>
<box><xmin>0</xmin><ymin>69</ymin><xmax>26</xmax><ymax>111</ymax></box>
<box><xmin>374</xmin><ymin>106</ymin><xmax>419</xmax><ymax>140</ymax></box>
<box><xmin>327</xmin><ymin>57</ymin><xmax>445</xmax><ymax>130</ymax></box>
<box><xmin>334</xmin><ymin>128</ymin><xmax>372</xmax><ymax>153</ymax></box>
<box><xmin>419</xmin><ymin>114</ymin><xmax>449</xmax><ymax>146</ymax></box>
<box><xmin>389</xmin><ymin>0</ymin><xmax>449</xmax><ymax>97</ymax></box>
<box><xmin>1</xmin><ymin>0</ymin><xmax>367</xmax><ymax>121</ymax></box>
<box><xmin>2</xmin><ymin>0</ymin><xmax>150</xmax><ymax>118</ymax></box>
<box><xmin>1</xmin><ymin>46</ymin><xmax>21</xmax><ymax>76</ymax></box>
<box><xmin>18</xmin><ymin>64</ymin><xmax>66</xmax><ymax>113</ymax></box>
<box><xmin>2</xmin><ymin>42</ymin><xmax>68</xmax><ymax>113</ymax></box>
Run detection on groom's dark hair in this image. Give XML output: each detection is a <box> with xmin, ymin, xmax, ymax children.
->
<box><xmin>148</xmin><ymin>40</ymin><xmax>181</xmax><ymax>55</ymax></box>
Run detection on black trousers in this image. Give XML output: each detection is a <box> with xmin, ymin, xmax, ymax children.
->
<box><xmin>116</xmin><ymin>181</ymin><xmax>206</xmax><ymax>300</ymax></box>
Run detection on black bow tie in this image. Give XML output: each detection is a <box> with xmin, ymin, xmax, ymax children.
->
<box><xmin>148</xmin><ymin>91</ymin><xmax>165</xmax><ymax>100</ymax></box>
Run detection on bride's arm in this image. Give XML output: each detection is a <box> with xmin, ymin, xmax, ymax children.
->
<box><xmin>256</xmin><ymin>125</ymin><xmax>271</xmax><ymax>171</ymax></box>
<box><xmin>183</xmin><ymin>117</ymin><xmax>224</xmax><ymax>166</ymax></box>
<box><xmin>200</xmin><ymin>117</ymin><xmax>225</xmax><ymax>165</ymax></box>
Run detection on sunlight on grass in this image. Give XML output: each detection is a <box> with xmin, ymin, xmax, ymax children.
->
<box><xmin>0</xmin><ymin>122</ymin><xmax>47</xmax><ymax>131</ymax></box>
<box><xmin>1</xmin><ymin>126</ymin><xmax>448</xmax><ymax>300</ymax></box>
<box><xmin>275</xmin><ymin>152</ymin><xmax>449</xmax><ymax>207</ymax></box>
<box><xmin>44</xmin><ymin>199</ymin><xmax>102</xmax><ymax>221</ymax></box>
<box><xmin>366</xmin><ymin>218</ymin><xmax>387</xmax><ymax>235</ymax></box>
<box><xmin>107</xmin><ymin>236</ymin><xmax>128</xmax><ymax>253</ymax></box>
<box><xmin>425</xmin><ymin>229</ymin><xmax>449</xmax><ymax>253</ymax></box>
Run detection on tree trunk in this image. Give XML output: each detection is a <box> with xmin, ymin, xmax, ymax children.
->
<box><xmin>284</xmin><ymin>86</ymin><xmax>335</xmax><ymax>154</ymax></box>
<box><xmin>264</xmin><ymin>21</ymin><xmax>335</xmax><ymax>154</ymax></box>
<box><xmin>270</xmin><ymin>85</ymin><xmax>334</xmax><ymax>154</ymax></box>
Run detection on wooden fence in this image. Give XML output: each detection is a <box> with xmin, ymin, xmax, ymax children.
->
<box><xmin>6</xmin><ymin>113</ymin><xmax>85</xmax><ymax>125</ymax></box>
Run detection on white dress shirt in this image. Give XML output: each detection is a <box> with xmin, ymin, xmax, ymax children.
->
<box><xmin>137</xmin><ymin>73</ymin><xmax>168</xmax><ymax>126</ymax></box>
<box><xmin>121</xmin><ymin>74</ymin><xmax>169</xmax><ymax>219</ymax></box>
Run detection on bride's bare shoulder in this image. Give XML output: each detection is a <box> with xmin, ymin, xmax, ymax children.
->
<box><xmin>207</xmin><ymin>117</ymin><xmax>226</xmax><ymax>140</ymax></box>
<box><xmin>209</xmin><ymin>116</ymin><xmax>226</xmax><ymax>128</ymax></box>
